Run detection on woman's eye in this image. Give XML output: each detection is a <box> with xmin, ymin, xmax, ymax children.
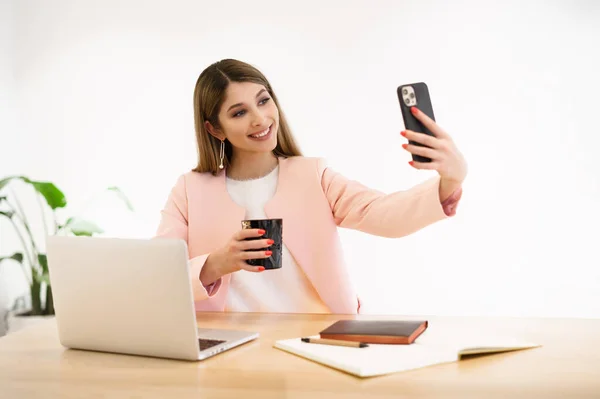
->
<box><xmin>231</xmin><ymin>98</ymin><xmax>270</xmax><ymax>117</ymax></box>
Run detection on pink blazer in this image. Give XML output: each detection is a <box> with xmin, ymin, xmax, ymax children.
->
<box><xmin>155</xmin><ymin>156</ymin><xmax>457</xmax><ymax>314</ymax></box>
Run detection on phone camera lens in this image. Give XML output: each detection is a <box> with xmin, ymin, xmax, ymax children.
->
<box><xmin>402</xmin><ymin>89</ymin><xmax>408</xmax><ymax>95</ymax></box>
<box><xmin>409</xmin><ymin>93</ymin><xmax>415</xmax><ymax>98</ymax></box>
<box><xmin>404</xmin><ymin>98</ymin><xmax>410</xmax><ymax>105</ymax></box>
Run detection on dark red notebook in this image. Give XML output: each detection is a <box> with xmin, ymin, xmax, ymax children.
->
<box><xmin>319</xmin><ymin>320</ymin><xmax>428</xmax><ymax>344</ymax></box>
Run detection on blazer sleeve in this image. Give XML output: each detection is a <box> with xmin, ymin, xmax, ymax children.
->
<box><xmin>155</xmin><ymin>174</ymin><xmax>222</xmax><ymax>301</ymax></box>
<box><xmin>318</xmin><ymin>158</ymin><xmax>453</xmax><ymax>238</ymax></box>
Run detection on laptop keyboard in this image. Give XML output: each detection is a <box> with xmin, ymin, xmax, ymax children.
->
<box><xmin>198</xmin><ymin>338</ymin><xmax>226</xmax><ymax>351</ymax></box>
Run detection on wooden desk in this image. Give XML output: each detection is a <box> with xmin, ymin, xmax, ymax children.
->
<box><xmin>1</xmin><ymin>312</ymin><xmax>599</xmax><ymax>398</ymax></box>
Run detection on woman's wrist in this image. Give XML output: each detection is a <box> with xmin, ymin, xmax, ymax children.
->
<box><xmin>200</xmin><ymin>253</ymin><xmax>224</xmax><ymax>287</ymax></box>
<box><xmin>439</xmin><ymin>177</ymin><xmax>462</xmax><ymax>203</ymax></box>
<box><xmin>439</xmin><ymin>181</ymin><xmax>463</xmax><ymax>217</ymax></box>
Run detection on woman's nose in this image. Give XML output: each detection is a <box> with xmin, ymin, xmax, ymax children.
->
<box><xmin>251</xmin><ymin>109</ymin><xmax>267</xmax><ymax>126</ymax></box>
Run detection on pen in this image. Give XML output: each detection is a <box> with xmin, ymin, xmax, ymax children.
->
<box><xmin>301</xmin><ymin>337</ymin><xmax>369</xmax><ymax>348</ymax></box>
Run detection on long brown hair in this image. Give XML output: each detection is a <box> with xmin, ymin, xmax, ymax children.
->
<box><xmin>192</xmin><ymin>59</ymin><xmax>302</xmax><ymax>175</ymax></box>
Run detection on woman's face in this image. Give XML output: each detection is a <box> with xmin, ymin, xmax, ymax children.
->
<box><xmin>211</xmin><ymin>81</ymin><xmax>279</xmax><ymax>155</ymax></box>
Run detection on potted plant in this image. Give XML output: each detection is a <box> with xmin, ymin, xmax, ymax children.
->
<box><xmin>0</xmin><ymin>176</ymin><xmax>133</xmax><ymax>321</ymax></box>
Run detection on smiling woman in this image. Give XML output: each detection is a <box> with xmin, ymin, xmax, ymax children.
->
<box><xmin>208</xmin><ymin>84</ymin><xmax>279</xmax><ymax>169</ymax></box>
<box><xmin>155</xmin><ymin>58</ymin><xmax>466</xmax><ymax>315</ymax></box>
<box><xmin>192</xmin><ymin>60</ymin><xmax>302</xmax><ymax>180</ymax></box>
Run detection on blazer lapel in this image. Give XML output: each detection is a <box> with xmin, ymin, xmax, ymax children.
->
<box><xmin>208</xmin><ymin>169</ymin><xmax>247</xmax><ymax>247</ymax></box>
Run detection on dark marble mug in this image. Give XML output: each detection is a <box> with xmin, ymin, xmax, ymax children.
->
<box><xmin>241</xmin><ymin>218</ymin><xmax>283</xmax><ymax>270</ymax></box>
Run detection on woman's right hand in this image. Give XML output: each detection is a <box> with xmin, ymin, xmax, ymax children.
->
<box><xmin>200</xmin><ymin>229</ymin><xmax>273</xmax><ymax>286</ymax></box>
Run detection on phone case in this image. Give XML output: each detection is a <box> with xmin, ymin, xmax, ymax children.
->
<box><xmin>397</xmin><ymin>82</ymin><xmax>435</xmax><ymax>163</ymax></box>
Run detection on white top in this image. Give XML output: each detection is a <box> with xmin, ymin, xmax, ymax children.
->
<box><xmin>224</xmin><ymin>165</ymin><xmax>330</xmax><ymax>313</ymax></box>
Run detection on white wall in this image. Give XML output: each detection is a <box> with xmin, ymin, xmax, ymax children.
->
<box><xmin>2</xmin><ymin>0</ymin><xmax>599</xmax><ymax>318</ymax></box>
<box><xmin>0</xmin><ymin>0</ymin><xmax>27</xmax><ymax>312</ymax></box>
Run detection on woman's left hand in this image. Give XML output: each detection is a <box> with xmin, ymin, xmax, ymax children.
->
<box><xmin>401</xmin><ymin>106</ymin><xmax>467</xmax><ymax>185</ymax></box>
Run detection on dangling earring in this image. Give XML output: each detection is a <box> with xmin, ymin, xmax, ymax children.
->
<box><xmin>219</xmin><ymin>140</ymin><xmax>225</xmax><ymax>169</ymax></box>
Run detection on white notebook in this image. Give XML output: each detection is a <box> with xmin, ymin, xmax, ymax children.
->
<box><xmin>274</xmin><ymin>328</ymin><xmax>540</xmax><ymax>378</ymax></box>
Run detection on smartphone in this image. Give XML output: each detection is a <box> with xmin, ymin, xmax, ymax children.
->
<box><xmin>397</xmin><ymin>82</ymin><xmax>436</xmax><ymax>163</ymax></box>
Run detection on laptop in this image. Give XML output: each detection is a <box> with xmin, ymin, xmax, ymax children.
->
<box><xmin>46</xmin><ymin>235</ymin><xmax>258</xmax><ymax>361</ymax></box>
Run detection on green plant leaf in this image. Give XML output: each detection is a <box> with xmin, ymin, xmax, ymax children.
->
<box><xmin>27</xmin><ymin>180</ymin><xmax>67</xmax><ymax>210</ymax></box>
<box><xmin>65</xmin><ymin>217</ymin><xmax>104</xmax><ymax>236</ymax></box>
<box><xmin>0</xmin><ymin>210</ymin><xmax>15</xmax><ymax>219</ymax></box>
<box><xmin>0</xmin><ymin>252</ymin><xmax>24</xmax><ymax>264</ymax></box>
<box><xmin>34</xmin><ymin>254</ymin><xmax>51</xmax><ymax>286</ymax></box>
<box><xmin>29</xmin><ymin>255</ymin><xmax>50</xmax><ymax>288</ymax></box>
<box><xmin>57</xmin><ymin>217</ymin><xmax>73</xmax><ymax>232</ymax></box>
<box><xmin>0</xmin><ymin>176</ymin><xmax>67</xmax><ymax>209</ymax></box>
<box><xmin>107</xmin><ymin>186</ymin><xmax>134</xmax><ymax>211</ymax></box>
<box><xmin>38</xmin><ymin>272</ymin><xmax>51</xmax><ymax>285</ymax></box>
<box><xmin>38</xmin><ymin>253</ymin><xmax>48</xmax><ymax>274</ymax></box>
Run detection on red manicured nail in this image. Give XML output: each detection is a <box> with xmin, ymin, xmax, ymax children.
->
<box><xmin>265</xmin><ymin>250</ymin><xmax>272</xmax><ymax>256</ymax></box>
<box><xmin>258</xmin><ymin>229</ymin><xmax>265</xmax><ymax>235</ymax></box>
<box><xmin>258</xmin><ymin>267</ymin><xmax>265</xmax><ymax>271</ymax></box>
<box><xmin>409</xmin><ymin>161</ymin><xmax>414</xmax><ymax>166</ymax></box>
<box><xmin>402</xmin><ymin>144</ymin><xmax>408</xmax><ymax>149</ymax></box>
<box><xmin>267</xmin><ymin>239</ymin><xmax>274</xmax><ymax>245</ymax></box>
<box><xmin>400</xmin><ymin>131</ymin><xmax>407</xmax><ymax>137</ymax></box>
<box><xmin>410</xmin><ymin>107</ymin><xmax>418</xmax><ymax>114</ymax></box>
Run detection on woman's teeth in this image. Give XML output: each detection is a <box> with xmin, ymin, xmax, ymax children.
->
<box><xmin>250</xmin><ymin>126</ymin><xmax>270</xmax><ymax>138</ymax></box>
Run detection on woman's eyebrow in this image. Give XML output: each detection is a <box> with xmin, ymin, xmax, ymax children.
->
<box><xmin>227</xmin><ymin>89</ymin><xmax>267</xmax><ymax>112</ymax></box>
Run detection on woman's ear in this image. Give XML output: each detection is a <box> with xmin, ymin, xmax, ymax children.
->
<box><xmin>205</xmin><ymin>121</ymin><xmax>226</xmax><ymax>141</ymax></box>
